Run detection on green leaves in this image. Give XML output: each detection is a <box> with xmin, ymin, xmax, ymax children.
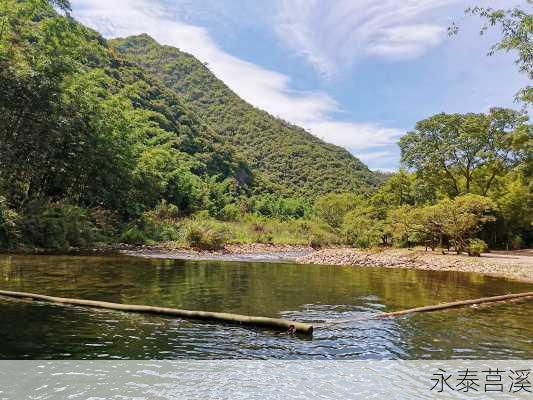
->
<box><xmin>111</xmin><ymin>34</ymin><xmax>380</xmax><ymax>199</ymax></box>
<box><xmin>400</xmin><ymin>109</ymin><xmax>531</xmax><ymax>196</ymax></box>
<box><xmin>458</xmin><ymin>2</ymin><xmax>533</xmax><ymax>105</ymax></box>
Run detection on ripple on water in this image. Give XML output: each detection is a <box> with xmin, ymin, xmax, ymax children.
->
<box><xmin>0</xmin><ymin>254</ymin><xmax>532</xmax><ymax>359</ymax></box>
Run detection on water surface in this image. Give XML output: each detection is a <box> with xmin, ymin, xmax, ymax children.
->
<box><xmin>0</xmin><ymin>254</ymin><xmax>531</xmax><ymax>359</ymax></box>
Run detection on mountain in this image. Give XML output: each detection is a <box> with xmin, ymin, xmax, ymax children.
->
<box><xmin>110</xmin><ymin>34</ymin><xmax>380</xmax><ymax>198</ymax></box>
<box><xmin>1</xmin><ymin>1</ymin><xmax>249</xmax><ymax>218</ymax></box>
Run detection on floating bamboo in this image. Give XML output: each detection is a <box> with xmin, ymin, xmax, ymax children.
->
<box><xmin>0</xmin><ymin>290</ymin><xmax>313</xmax><ymax>335</ymax></box>
<box><xmin>378</xmin><ymin>291</ymin><xmax>533</xmax><ymax>318</ymax></box>
<box><xmin>323</xmin><ymin>291</ymin><xmax>533</xmax><ymax>326</ymax></box>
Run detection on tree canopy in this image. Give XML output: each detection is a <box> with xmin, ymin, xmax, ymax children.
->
<box><xmin>399</xmin><ymin>109</ymin><xmax>531</xmax><ymax>196</ymax></box>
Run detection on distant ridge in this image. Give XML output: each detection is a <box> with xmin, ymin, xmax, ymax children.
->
<box><xmin>111</xmin><ymin>34</ymin><xmax>380</xmax><ymax>198</ymax></box>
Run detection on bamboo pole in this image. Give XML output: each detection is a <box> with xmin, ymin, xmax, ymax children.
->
<box><xmin>378</xmin><ymin>291</ymin><xmax>533</xmax><ymax>318</ymax></box>
<box><xmin>0</xmin><ymin>290</ymin><xmax>313</xmax><ymax>335</ymax></box>
<box><xmin>323</xmin><ymin>291</ymin><xmax>533</xmax><ymax>326</ymax></box>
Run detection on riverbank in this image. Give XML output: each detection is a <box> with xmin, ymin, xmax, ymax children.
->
<box><xmin>123</xmin><ymin>244</ymin><xmax>533</xmax><ymax>283</ymax></box>
<box><xmin>121</xmin><ymin>243</ymin><xmax>314</xmax><ymax>262</ymax></box>
<box><xmin>297</xmin><ymin>248</ymin><xmax>533</xmax><ymax>283</ymax></box>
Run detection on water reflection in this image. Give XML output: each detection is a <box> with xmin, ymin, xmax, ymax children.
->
<box><xmin>0</xmin><ymin>254</ymin><xmax>531</xmax><ymax>359</ymax></box>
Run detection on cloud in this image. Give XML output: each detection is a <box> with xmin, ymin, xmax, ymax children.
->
<box><xmin>305</xmin><ymin>122</ymin><xmax>402</xmax><ymax>150</ymax></box>
<box><xmin>71</xmin><ymin>0</ymin><xmax>402</xmax><ymax>169</ymax></box>
<box><xmin>273</xmin><ymin>0</ymin><xmax>458</xmax><ymax>77</ymax></box>
<box><xmin>72</xmin><ymin>0</ymin><xmax>340</xmax><ymax>123</ymax></box>
<box><xmin>367</xmin><ymin>24</ymin><xmax>445</xmax><ymax>58</ymax></box>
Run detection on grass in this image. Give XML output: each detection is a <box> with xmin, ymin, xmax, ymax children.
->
<box><xmin>122</xmin><ymin>211</ymin><xmax>340</xmax><ymax>249</ymax></box>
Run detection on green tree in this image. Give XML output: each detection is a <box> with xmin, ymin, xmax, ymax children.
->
<box><xmin>342</xmin><ymin>205</ymin><xmax>384</xmax><ymax>248</ymax></box>
<box><xmin>371</xmin><ymin>170</ymin><xmax>437</xmax><ymax>212</ymax></box>
<box><xmin>400</xmin><ymin>109</ymin><xmax>531</xmax><ymax>196</ymax></box>
<box><xmin>314</xmin><ymin>193</ymin><xmax>361</xmax><ymax>229</ymax></box>
<box><xmin>438</xmin><ymin>194</ymin><xmax>496</xmax><ymax>253</ymax></box>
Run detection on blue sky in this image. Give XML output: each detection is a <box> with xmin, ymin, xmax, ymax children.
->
<box><xmin>71</xmin><ymin>0</ymin><xmax>528</xmax><ymax>171</ymax></box>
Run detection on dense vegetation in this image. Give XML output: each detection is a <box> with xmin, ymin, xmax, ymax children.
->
<box><xmin>0</xmin><ymin>0</ymin><xmax>253</xmax><ymax>249</ymax></box>
<box><xmin>0</xmin><ymin>0</ymin><xmax>531</xmax><ymax>253</ymax></box>
<box><xmin>110</xmin><ymin>34</ymin><xmax>380</xmax><ymax>198</ymax></box>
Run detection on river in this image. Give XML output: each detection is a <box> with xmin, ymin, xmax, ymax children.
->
<box><xmin>0</xmin><ymin>254</ymin><xmax>532</xmax><ymax>359</ymax></box>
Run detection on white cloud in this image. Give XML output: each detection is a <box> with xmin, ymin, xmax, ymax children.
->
<box><xmin>273</xmin><ymin>0</ymin><xmax>458</xmax><ymax>77</ymax></box>
<box><xmin>367</xmin><ymin>24</ymin><xmax>445</xmax><ymax>58</ymax></box>
<box><xmin>73</xmin><ymin>0</ymin><xmax>340</xmax><ymax>123</ymax></box>
<box><xmin>71</xmin><ymin>0</ymin><xmax>403</xmax><ymax>169</ymax></box>
<box><xmin>305</xmin><ymin>122</ymin><xmax>402</xmax><ymax>151</ymax></box>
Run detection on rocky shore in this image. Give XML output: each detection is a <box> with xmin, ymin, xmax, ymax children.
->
<box><xmin>296</xmin><ymin>248</ymin><xmax>533</xmax><ymax>283</ymax></box>
<box><xmin>121</xmin><ymin>243</ymin><xmax>313</xmax><ymax>262</ymax></box>
<box><xmin>120</xmin><ymin>243</ymin><xmax>533</xmax><ymax>283</ymax></box>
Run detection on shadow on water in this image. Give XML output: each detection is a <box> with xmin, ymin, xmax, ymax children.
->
<box><xmin>0</xmin><ymin>254</ymin><xmax>531</xmax><ymax>359</ymax></box>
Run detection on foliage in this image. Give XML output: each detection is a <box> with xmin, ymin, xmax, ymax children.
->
<box><xmin>400</xmin><ymin>109</ymin><xmax>531</xmax><ymax>196</ymax></box>
<box><xmin>1</xmin><ymin>1</ymin><xmax>530</xmax><ymax>253</ymax></box>
<box><xmin>110</xmin><ymin>34</ymin><xmax>380</xmax><ymax>199</ymax></box>
<box><xmin>182</xmin><ymin>219</ymin><xmax>229</xmax><ymax>250</ymax></box>
<box><xmin>19</xmin><ymin>200</ymin><xmax>100</xmax><ymax>250</ymax></box>
<box><xmin>314</xmin><ymin>193</ymin><xmax>362</xmax><ymax>229</ymax></box>
<box><xmin>387</xmin><ymin>195</ymin><xmax>496</xmax><ymax>253</ymax></box>
<box><xmin>468</xmin><ymin>239</ymin><xmax>488</xmax><ymax>257</ymax></box>
<box><xmin>121</xmin><ymin>200</ymin><xmax>181</xmax><ymax>244</ymax></box>
<box><xmin>452</xmin><ymin>1</ymin><xmax>533</xmax><ymax>105</ymax></box>
<box><xmin>370</xmin><ymin>170</ymin><xmax>436</xmax><ymax>208</ymax></box>
<box><xmin>342</xmin><ymin>206</ymin><xmax>384</xmax><ymax>248</ymax></box>
<box><xmin>243</xmin><ymin>194</ymin><xmax>310</xmax><ymax>220</ymax></box>
<box><xmin>0</xmin><ymin>0</ymin><xmax>255</xmax><ymax>248</ymax></box>
<box><xmin>490</xmin><ymin>172</ymin><xmax>533</xmax><ymax>248</ymax></box>
<box><xmin>440</xmin><ymin>195</ymin><xmax>496</xmax><ymax>253</ymax></box>
<box><xmin>0</xmin><ymin>196</ymin><xmax>19</xmax><ymax>248</ymax></box>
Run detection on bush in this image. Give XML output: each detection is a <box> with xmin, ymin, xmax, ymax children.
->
<box><xmin>120</xmin><ymin>226</ymin><xmax>148</xmax><ymax>245</ymax></box>
<box><xmin>468</xmin><ymin>239</ymin><xmax>488</xmax><ymax>257</ymax></box>
<box><xmin>342</xmin><ymin>207</ymin><xmax>384</xmax><ymax>249</ymax></box>
<box><xmin>220</xmin><ymin>203</ymin><xmax>241</xmax><ymax>221</ymax></box>
<box><xmin>510</xmin><ymin>235</ymin><xmax>524</xmax><ymax>250</ymax></box>
<box><xmin>121</xmin><ymin>201</ymin><xmax>181</xmax><ymax>245</ymax></box>
<box><xmin>0</xmin><ymin>196</ymin><xmax>19</xmax><ymax>249</ymax></box>
<box><xmin>20</xmin><ymin>200</ymin><xmax>100</xmax><ymax>250</ymax></box>
<box><xmin>183</xmin><ymin>220</ymin><xmax>229</xmax><ymax>250</ymax></box>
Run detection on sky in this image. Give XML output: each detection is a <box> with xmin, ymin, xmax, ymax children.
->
<box><xmin>70</xmin><ymin>0</ymin><xmax>529</xmax><ymax>171</ymax></box>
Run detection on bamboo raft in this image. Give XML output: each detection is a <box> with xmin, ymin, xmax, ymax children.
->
<box><xmin>0</xmin><ymin>289</ymin><xmax>314</xmax><ymax>335</ymax></box>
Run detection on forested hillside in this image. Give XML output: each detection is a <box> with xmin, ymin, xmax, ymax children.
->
<box><xmin>111</xmin><ymin>35</ymin><xmax>379</xmax><ymax>198</ymax></box>
<box><xmin>0</xmin><ymin>0</ymin><xmax>256</xmax><ymax>248</ymax></box>
<box><xmin>1</xmin><ymin>0</ymin><xmax>530</xmax><ymax>253</ymax></box>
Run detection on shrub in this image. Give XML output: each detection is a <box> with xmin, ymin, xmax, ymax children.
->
<box><xmin>468</xmin><ymin>239</ymin><xmax>488</xmax><ymax>257</ymax></box>
<box><xmin>183</xmin><ymin>220</ymin><xmax>229</xmax><ymax>250</ymax></box>
<box><xmin>510</xmin><ymin>235</ymin><xmax>524</xmax><ymax>250</ymax></box>
<box><xmin>151</xmin><ymin>200</ymin><xmax>180</xmax><ymax>221</ymax></box>
<box><xmin>250</xmin><ymin>222</ymin><xmax>273</xmax><ymax>243</ymax></box>
<box><xmin>20</xmin><ymin>200</ymin><xmax>100</xmax><ymax>250</ymax></box>
<box><xmin>0</xmin><ymin>196</ymin><xmax>19</xmax><ymax>249</ymax></box>
<box><xmin>120</xmin><ymin>226</ymin><xmax>148</xmax><ymax>245</ymax></box>
<box><xmin>314</xmin><ymin>193</ymin><xmax>362</xmax><ymax>228</ymax></box>
<box><xmin>342</xmin><ymin>207</ymin><xmax>384</xmax><ymax>248</ymax></box>
<box><xmin>220</xmin><ymin>204</ymin><xmax>241</xmax><ymax>221</ymax></box>
<box><xmin>306</xmin><ymin>220</ymin><xmax>339</xmax><ymax>248</ymax></box>
<box><xmin>121</xmin><ymin>201</ymin><xmax>181</xmax><ymax>245</ymax></box>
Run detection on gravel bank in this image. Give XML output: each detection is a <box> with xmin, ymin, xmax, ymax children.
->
<box><xmin>121</xmin><ymin>243</ymin><xmax>313</xmax><ymax>262</ymax></box>
<box><xmin>296</xmin><ymin>248</ymin><xmax>533</xmax><ymax>283</ymax></box>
